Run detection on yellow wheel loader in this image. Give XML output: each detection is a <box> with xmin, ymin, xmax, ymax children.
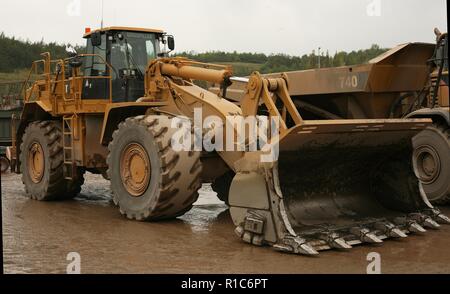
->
<box><xmin>12</xmin><ymin>27</ymin><xmax>450</xmax><ymax>255</ymax></box>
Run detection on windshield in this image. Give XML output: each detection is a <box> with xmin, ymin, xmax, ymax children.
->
<box><xmin>110</xmin><ymin>32</ymin><xmax>158</xmax><ymax>78</ymax></box>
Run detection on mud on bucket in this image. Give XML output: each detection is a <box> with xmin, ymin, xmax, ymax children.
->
<box><xmin>229</xmin><ymin>119</ymin><xmax>450</xmax><ymax>255</ymax></box>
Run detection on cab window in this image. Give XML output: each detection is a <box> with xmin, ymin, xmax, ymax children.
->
<box><xmin>84</xmin><ymin>34</ymin><xmax>107</xmax><ymax>76</ymax></box>
<box><xmin>82</xmin><ymin>33</ymin><xmax>109</xmax><ymax>99</ymax></box>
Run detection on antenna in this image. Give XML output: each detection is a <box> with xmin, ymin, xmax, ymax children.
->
<box><xmin>100</xmin><ymin>0</ymin><xmax>104</xmax><ymax>29</ymax></box>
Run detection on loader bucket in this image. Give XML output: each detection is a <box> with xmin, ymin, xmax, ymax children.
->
<box><xmin>229</xmin><ymin>119</ymin><xmax>450</xmax><ymax>255</ymax></box>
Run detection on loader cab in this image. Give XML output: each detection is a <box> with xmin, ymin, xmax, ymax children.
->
<box><xmin>82</xmin><ymin>27</ymin><xmax>175</xmax><ymax>102</ymax></box>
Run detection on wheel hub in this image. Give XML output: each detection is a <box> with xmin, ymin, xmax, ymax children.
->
<box><xmin>414</xmin><ymin>145</ymin><xmax>441</xmax><ymax>184</ymax></box>
<box><xmin>28</xmin><ymin>142</ymin><xmax>44</xmax><ymax>183</ymax></box>
<box><xmin>120</xmin><ymin>143</ymin><xmax>151</xmax><ymax>197</ymax></box>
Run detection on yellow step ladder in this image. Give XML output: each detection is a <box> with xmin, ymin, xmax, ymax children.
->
<box><xmin>62</xmin><ymin>115</ymin><xmax>76</xmax><ymax>180</ymax></box>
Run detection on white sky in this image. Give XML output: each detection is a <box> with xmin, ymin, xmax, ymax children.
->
<box><xmin>0</xmin><ymin>0</ymin><xmax>447</xmax><ymax>55</ymax></box>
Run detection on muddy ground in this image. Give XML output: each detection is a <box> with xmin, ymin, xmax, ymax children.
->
<box><xmin>2</xmin><ymin>172</ymin><xmax>450</xmax><ymax>274</ymax></box>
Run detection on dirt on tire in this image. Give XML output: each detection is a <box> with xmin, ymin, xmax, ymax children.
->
<box><xmin>20</xmin><ymin>120</ymin><xmax>84</xmax><ymax>201</ymax></box>
<box><xmin>107</xmin><ymin>115</ymin><xmax>202</xmax><ymax>221</ymax></box>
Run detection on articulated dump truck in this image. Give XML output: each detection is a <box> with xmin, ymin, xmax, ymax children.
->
<box><xmin>12</xmin><ymin>27</ymin><xmax>450</xmax><ymax>256</ymax></box>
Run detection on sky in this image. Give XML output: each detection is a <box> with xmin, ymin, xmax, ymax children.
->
<box><xmin>0</xmin><ymin>0</ymin><xmax>447</xmax><ymax>56</ymax></box>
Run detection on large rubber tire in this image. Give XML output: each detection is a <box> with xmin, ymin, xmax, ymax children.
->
<box><xmin>65</xmin><ymin>169</ymin><xmax>86</xmax><ymax>200</ymax></box>
<box><xmin>20</xmin><ymin>121</ymin><xmax>84</xmax><ymax>201</ymax></box>
<box><xmin>211</xmin><ymin>171</ymin><xmax>234</xmax><ymax>205</ymax></box>
<box><xmin>107</xmin><ymin>115</ymin><xmax>202</xmax><ymax>221</ymax></box>
<box><xmin>10</xmin><ymin>158</ymin><xmax>16</xmax><ymax>173</ymax></box>
<box><xmin>412</xmin><ymin>123</ymin><xmax>450</xmax><ymax>205</ymax></box>
<box><xmin>0</xmin><ymin>156</ymin><xmax>10</xmax><ymax>173</ymax></box>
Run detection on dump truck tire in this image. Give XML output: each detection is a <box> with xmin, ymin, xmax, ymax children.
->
<box><xmin>20</xmin><ymin>121</ymin><xmax>84</xmax><ymax>201</ymax></box>
<box><xmin>413</xmin><ymin>123</ymin><xmax>450</xmax><ymax>205</ymax></box>
<box><xmin>107</xmin><ymin>115</ymin><xmax>202</xmax><ymax>221</ymax></box>
<box><xmin>0</xmin><ymin>156</ymin><xmax>10</xmax><ymax>173</ymax></box>
<box><xmin>212</xmin><ymin>171</ymin><xmax>234</xmax><ymax>205</ymax></box>
<box><xmin>10</xmin><ymin>158</ymin><xmax>16</xmax><ymax>173</ymax></box>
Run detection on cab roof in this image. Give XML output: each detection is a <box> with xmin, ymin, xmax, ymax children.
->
<box><xmin>83</xmin><ymin>26</ymin><xmax>164</xmax><ymax>38</ymax></box>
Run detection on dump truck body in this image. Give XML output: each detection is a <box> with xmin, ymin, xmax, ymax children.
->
<box><xmin>222</xmin><ymin>42</ymin><xmax>437</xmax><ymax>119</ymax></box>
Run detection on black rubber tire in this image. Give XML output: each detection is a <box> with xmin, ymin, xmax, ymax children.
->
<box><xmin>412</xmin><ymin>123</ymin><xmax>450</xmax><ymax>205</ymax></box>
<box><xmin>65</xmin><ymin>169</ymin><xmax>86</xmax><ymax>200</ymax></box>
<box><xmin>10</xmin><ymin>158</ymin><xmax>16</xmax><ymax>173</ymax></box>
<box><xmin>107</xmin><ymin>115</ymin><xmax>203</xmax><ymax>221</ymax></box>
<box><xmin>211</xmin><ymin>171</ymin><xmax>234</xmax><ymax>205</ymax></box>
<box><xmin>0</xmin><ymin>156</ymin><xmax>10</xmax><ymax>173</ymax></box>
<box><xmin>20</xmin><ymin>121</ymin><xmax>84</xmax><ymax>201</ymax></box>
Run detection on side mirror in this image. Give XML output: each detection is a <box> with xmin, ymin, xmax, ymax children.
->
<box><xmin>69</xmin><ymin>58</ymin><xmax>83</xmax><ymax>68</ymax></box>
<box><xmin>67</xmin><ymin>51</ymin><xmax>78</xmax><ymax>58</ymax></box>
<box><xmin>91</xmin><ymin>31</ymin><xmax>102</xmax><ymax>47</ymax></box>
<box><xmin>167</xmin><ymin>36</ymin><xmax>175</xmax><ymax>51</ymax></box>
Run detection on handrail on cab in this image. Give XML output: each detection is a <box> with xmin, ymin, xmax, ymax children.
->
<box><xmin>22</xmin><ymin>53</ymin><xmax>114</xmax><ymax>103</ymax></box>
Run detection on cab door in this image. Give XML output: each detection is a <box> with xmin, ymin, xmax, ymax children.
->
<box><xmin>109</xmin><ymin>32</ymin><xmax>158</xmax><ymax>103</ymax></box>
<box><xmin>82</xmin><ymin>33</ymin><xmax>109</xmax><ymax>100</ymax></box>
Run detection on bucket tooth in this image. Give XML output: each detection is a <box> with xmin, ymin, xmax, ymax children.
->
<box><xmin>235</xmin><ymin>226</ymin><xmax>245</xmax><ymax>238</ymax></box>
<box><xmin>330</xmin><ymin>238</ymin><xmax>352</xmax><ymax>249</ymax></box>
<box><xmin>298</xmin><ymin>243</ymin><xmax>320</xmax><ymax>256</ymax></box>
<box><xmin>390</xmin><ymin>228</ymin><xmax>408</xmax><ymax>238</ymax></box>
<box><xmin>374</xmin><ymin>222</ymin><xmax>407</xmax><ymax>238</ymax></box>
<box><xmin>408</xmin><ymin>222</ymin><xmax>427</xmax><ymax>234</ymax></box>
<box><xmin>233</xmin><ymin>211</ymin><xmax>268</xmax><ymax>246</ymax></box>
<box><xmin>409</xmin><ymin>213</ymin><xmax>440</xmax><ymax>229</ymax></box>
<box><xmin>236</xmin><ymin>227</ymin><xmax>258</xmax><ymax>244</ymax></box>
<box><xmin>274</xmin><ymin>236</ymin><xmax>319</xmax><ymax>256</ymax></box>
<box><xmin>394</xmin><ymin>217</ymin><xmax>427</xmax><ymax>234</ymax></box>
<box><xmin>350</xmin><ymin>227</ymin><xmax>383</xmax><ymax>244</ymax></box>
<box><xmin>424</xmin><ymin>209</ymin><xmax>450</xmax><ymax>224</ymax></box>
<box><xmin>364</xmin><ymin>233</ymin><xmax>383</xmax><ymax>244</ymax></box>
<box><xmin>242</xmin><ymin>232</ymin><xmax>253</xmax><ymax>244</ymax></box>
<box><xmin>252</xmin><ymin>235</ymin><xmax>264</xmax><ymax>246</ymax></box>
<box><xmin>319</xmin><ymin>232</ymin><xmax>352</xmax><ymax>249</ymax></box>
<box><xmin>434</xmin><ymin>213</ymin><xmax>450</xmax><ymax>225</ymax></box>
<box><xmin>422</xmin><ymin>218</ymin><xmax>440</xmax><ymax>229</ymax></box>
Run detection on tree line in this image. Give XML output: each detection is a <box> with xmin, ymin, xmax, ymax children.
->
<box><xmin>0</xmin><ymin>32</ymin><xmax>388</xmax><ymax>76</ymax></box>
<box><xmin>176</xmin><ymin>45</ymin><xmax>388</xmax><ymax>76</ymax></box>
<box><xmin>0</xmin><ymin>32</ymin><xmax>84</xmax><ymax>73</ymax></box>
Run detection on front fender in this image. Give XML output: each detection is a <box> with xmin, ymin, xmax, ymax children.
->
<box><xmin>100</xmin><ymin>102</ymin><xmax>167</xmax><ymax>145</ymax></box>
<box><xmin>406</xmin><ymin>107</ymin><xmax>450</xmax><ymax>126</ymax></box>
